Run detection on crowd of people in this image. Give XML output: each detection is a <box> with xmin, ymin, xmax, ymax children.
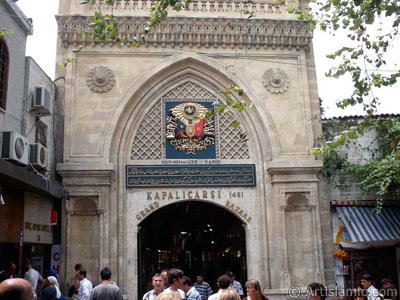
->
<box><xmin>0</xmin><ymin>262</ymin><xmax>262</xmax><ymax>300</ymax></box>
<box><xmin>142</xmin><ymin>268</ymin><xmax>267</xmax><ymax>300</ymax></box>
<box><xmin>0</xmin><ymin>260</ymin><xmax>121</xmax><ymax>300</ymax></box>
<box><xmin>0</xmin><ymin>260</ymin><xmax>397</xmax><ymax>300</ymax></box>
<box><xmin>308</xmin><ymin>274</ymin><xmax>397</xmax><ymax>300</ymax></box>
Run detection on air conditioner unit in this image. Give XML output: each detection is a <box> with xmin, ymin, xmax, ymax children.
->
<box><xmin>29</xmin><ymin>143</ymin><xmax>48</xmax><ymax>169</ymax></box>
<box><xmin>32</xmin><ymin>86</ymin><xmax>51</xmax><ymax>114</ymax></box>
<box><xmin>0</xmin><ymin>131</ymin><xmax>29</xmax><ymax>165</ymax></box>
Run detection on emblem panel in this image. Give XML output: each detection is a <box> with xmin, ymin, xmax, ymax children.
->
<box><xmin>165</xmin><ymin>101</ymin><xmax>216</xmax><ymax>159</ymax></box>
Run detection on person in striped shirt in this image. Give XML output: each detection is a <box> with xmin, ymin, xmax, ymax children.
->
<box><xmin>193</xmin><ymin>274</ymin><xmax>213</xmax><ymax>300</ymax></box>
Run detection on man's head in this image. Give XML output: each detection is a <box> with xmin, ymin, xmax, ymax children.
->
<box><xmin>78</xmin><ymin>267</ymin><xmax>88</xmax><ymax>280</ymax></box>
<box><xmin>227</xmin><ymin>272</ymin><xmax>235</xmax><ymax>283</ymax></box>
<box><xmin>217</xmin><ymin>275</ymin><xmax>231</xmax><ymax>290</ymax></box>
<box><xmin>168</xmin><ymin>268</ymin><xmax>184</xmax><ymax>289</ymax></box>
<box><xmin>196</xmin><ymin>275</ymin><xmax>204</xmax><ymax>284</ymax></box>
<box><xmin>161</xmin><ymin>269</ymin><xmax>169</xmax><ymax>287</ymax></box>
<box><xmin>75</xmin><ymin>263</ymin><xmax>83</xmax><ymax>272</ymax></box>
<box><xmin>182</xmin><ymin>276</ymin><xmax>193</xmax><ymax>293</ymax></box>
<box><xmin>100</xmin><ymin>267</ymin><xmax>112</xmax><ymax>281</ymax></box>
<box><xmin>308</xmin><ymin>282</ymin><xmax>326</xmax><ymax>300</ymax></box>
<box><xmin>5</xmin><ymin>262</ymin><xmax>16</xmax><ymax>275</ymax></box>
<box><xmin>151</xmin><ymin>273</ymin><xmax>164</xmax><ymax>292</ymax></box>
<box><xmin>360</xmin><ymin>274</ymin><xmax>373</xmax><ymax>289</ymax></box>
<box><xmin>25</xmin><ymin>259</ymin><xmax>32</xmax><ymax>269</ymax></box>
<box><xmin>0</xmin><ymin>278</ymin><xmax>32</xmax><ymax>300</ymax></box>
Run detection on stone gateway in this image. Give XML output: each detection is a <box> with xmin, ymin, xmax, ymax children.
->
<box><xmin>56</xmin><ymin>1</ymin><xmax>334</xmax><ymax>299</ymax></box>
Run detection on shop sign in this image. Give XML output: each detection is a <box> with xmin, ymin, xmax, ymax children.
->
<box><xmin>146</xmin><ymin>190</ymin><xmax>221</xmax><ymax>201</ymax></box>
<box><xmin>225</xmin><ymin>200</ymin><xmax>252</xmax><ymax>223</ymax></box>
<box><xmin>24</xmin><ymin>222</ymin><xmax>52</xmax><ymax>232</ymax></box>
<box><xmin>24</xmin><ymin>196</ymin><xmax>53</xmax><ymax>244</ymax></box>
<box><xmin>335</xmin><ymin>224</ymin><xmax>352</xmax><ymax>243</ymax></box>
<box><xmin>51</xmin><ymin>245</ymin><xmax>61</xmax><ymax>275</ymax></box>
<box><xmin>136</xmin><ymin>202</ymin><xmax>159</xmax><ymax>220</ymax></box>
<box><xmin>136</xmin><ymin>200</ymin><xmax>253</xmax><ymax>223</ymax></box>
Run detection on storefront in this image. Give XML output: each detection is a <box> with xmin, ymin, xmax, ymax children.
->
<box><xmin>0</xmin><ymin>159</ymin><xmax>66</xmax><ymax>277</ymax></box>
<box><xmin>332</xmin><ymin>201</ymin><xmax>400</xmax><ymax>292</ymax></box>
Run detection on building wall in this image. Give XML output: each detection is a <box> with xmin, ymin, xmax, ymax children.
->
<box><xmin>0</xmin><ymin>0</ymin><xmax>64</xmax><ymax>278</ymax></box>
<box><xmin>24</xmin><ymin>57</ymin><xmax>58</xmax><ymax>179</ymax></box>
<box><xmin>56</xmin><ymin>0</ymin><xmax>334</xmax><ymax>298</ymax></box>
<box><xmin>0</xmin><ymin>2</ymin><xmax>56</xmax><ymax>166</ymax></box>
<box><xmin>0</xmin><ymin>1</ymin><xmax>30</xmax><ymax>131</ymax></box>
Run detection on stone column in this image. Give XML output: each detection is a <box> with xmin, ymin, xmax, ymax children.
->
<box><xmin>57</xmin><ymin>163</ymin><xmax>115</xmax><ymax>287</ymax></box>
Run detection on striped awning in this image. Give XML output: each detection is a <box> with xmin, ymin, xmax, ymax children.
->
<box><xmin>336</xmin><ymin>206</ymin><xmax>400</xmax><ymax>242</ymax></box>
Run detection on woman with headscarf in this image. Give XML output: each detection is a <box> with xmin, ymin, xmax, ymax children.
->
<box><xmin>41</xmin><ymin>276</ymin><xmax>62</xmax><ymax>300</ymax></box>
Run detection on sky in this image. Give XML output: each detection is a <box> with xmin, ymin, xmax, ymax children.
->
<box><xmin>16</xmin><ymin>0</ymin><xmax>400</xmax><ymax>118</ymax></box>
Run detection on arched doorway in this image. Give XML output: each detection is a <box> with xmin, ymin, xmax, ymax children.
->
<box><xmin>137</xmin><ymin>200</ymin><xmax>247</xmax><ymax>297</ymax></box>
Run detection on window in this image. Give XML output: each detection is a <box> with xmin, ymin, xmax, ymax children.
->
<box><xmin>35</xmin><ymin>125</ymin><xmax>47</xmax><ymax>146</ymax></box>
<box><xmin>0</xmin><ymin>39</ymin><xmax>9</xmax><ymax>111</ymax></box>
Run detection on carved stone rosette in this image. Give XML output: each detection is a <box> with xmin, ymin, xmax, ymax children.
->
<box><xmin>87</xmin><ymin>66</ymin><xmax>115</xmax><ymax>93</ymax></box>
<box><xmin>263</xmin><ymin>68</ymin><xmax>289</xmax><ymax>94</ymax></box>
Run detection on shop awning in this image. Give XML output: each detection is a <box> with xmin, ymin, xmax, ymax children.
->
<box><xmin>336</xmin><ymin>206</ymin><xmax>400</xmax><ymax>242</ymax></box>
<box><xmin>0</xmin><ymin>159</ymin><xmax>68</xmax><ymax>200</ymax></box>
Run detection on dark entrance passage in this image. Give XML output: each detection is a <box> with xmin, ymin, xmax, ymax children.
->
<box><xmin>137</xmin><ymin>200</ymin><xmax>247</xmax><ymax>298</ymax></box>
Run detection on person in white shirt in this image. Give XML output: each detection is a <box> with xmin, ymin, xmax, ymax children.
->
<box><xmin>161</xmin><ymin>268</ymin><xmax>186</xmax><ymax>299</ymax></box>
<box><xmin>142</xmin><ymin>273</ymin><xmax>164</xmax><ymax>300</ymax></box>
<box><xmin>227</xmin><ymin>272</ymin><xmax>244</xmax><ymax>297</ymax></box>
<box><xmin>78</xmin><ymin>268</ymin><xmax>93</xmax><ymax>300</ymax></box>
<box><xmin>360</xmin><ymin>274</ymin><xmax>383</xmax><ymax>300</ymax></box>
<box><xmin>208</xmin><ymin>275</ymin><xmax>231</xmax><ymax>300</ymax></box>
<box><xmin>24</xmin><ymin>259</ymin><xmax>43</xmax><ymax>300</ymax></box>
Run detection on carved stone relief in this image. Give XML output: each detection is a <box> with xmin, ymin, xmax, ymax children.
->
<box><xmin>58</xmin><ymin>16</ymin><xmax>312</xmax><ymax>50</ymax></box>
<box><xmin>285</xmin><ymin>192</ymin><xmax>310</xmax><ymax>211</ymax></box>
<box><xmin>87</xmin><ymin>66</ymin><xmax>115</xmax><ymax>93</ymax></box>
<box><xmin>69</xmin><ymin>196</ymin><xmax>103</xmax><ymax>215</ymax></box>
<box><xmin>263</xmin><ymin>68</ymin><xmax>289</xmax><ymax>94</ymax></box>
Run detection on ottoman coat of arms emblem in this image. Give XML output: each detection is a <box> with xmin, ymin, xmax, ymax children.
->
<box><xmin>166</xmin><ymin>102</ymin><xmax>215</xmax><ymax>155</ymax></box>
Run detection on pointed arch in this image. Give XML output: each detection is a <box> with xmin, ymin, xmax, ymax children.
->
<box><xmin>105</xmin><ymin>53</ymin><xmax>276</xmax><ymax>297</ymax></box>
<box><xmin>107</xmin><ymin>52</ymin><xmax>279</xmax><ymax>164</ymax></box>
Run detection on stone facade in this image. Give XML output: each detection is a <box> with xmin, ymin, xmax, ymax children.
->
<box><xmin>56</xmin><ymin>0</ymin><xmax>334</xmax><ymax>298</ymax></box>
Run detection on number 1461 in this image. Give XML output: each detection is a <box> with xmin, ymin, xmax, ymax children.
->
<box><xmin>229</xmin><ymin>192</ymin><xmax>244</xmax><ymax>198</ymax></box>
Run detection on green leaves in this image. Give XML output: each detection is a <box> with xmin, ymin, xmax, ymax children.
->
<box><xmin>89</xmin><ymin>10</ymin><xmax>119</xmax><ymax>43</ymax></box>
<box><xmin>147</xmin><ymin>0</ymin><xmax>192</xmax><ymax>34</ymax></box>
<box><xmin>59</xmin><ymin>57</ymin><xmax>75</xmax><ymax>68</ymax></box>
<box><xmin>361</xmin><ymin>148</ymin><xmax>400</xmax><ymax>203</ymax></box>
<box><xmin>0</xmin><ymin>29</ymin><xmax>13</xmax><ymax>39</ymax></box>
<box><xmin>319</xmin><ymin>118</ymin><xmax>400</xmax><ymax>211</ymax></box>
<box><xmin>291</xmin><ymin>0</ymin><xmax>400</xmax><ymax>120</ymax></box>
<box><xmin>204</xmin><ymin>85</ymin><xmax>252</xmax><ymax>142</ymax></box>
